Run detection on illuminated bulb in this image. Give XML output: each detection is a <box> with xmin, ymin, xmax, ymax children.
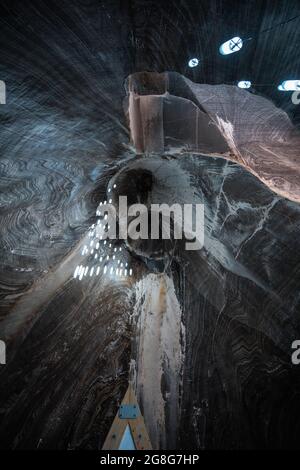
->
<box><xmin>104</xmin><ymin>240</ymin><xmax>107</xmax><ymax>245</ymax></box>
<box><xmin>119</xmin><ymin>247</ymin><xmax>122</xmax><ymax>252</ymax></box>
<box><xmin>278</xmin><ymin>80</ymin><xmax>300</xmax><ymax>91</ymax></box>
<box><xmin>96</xmin><ymin>242</ymin><xmax>99</xmax><ymax>250</ymax></box>
<box><xmin>237</xmin><ymin>80</ymin><xmax>251</xmax><ymax>89</ymax></box>
<box><xmin>84</xmin><ymin>267</ymin><xmax>88</xmax><ymax>276</ymax></box>
<box><xmin>96</xmin><ymin>266</ymin><xmax>100</xmax><ymax>275</ymax></box>
<box><xmin>188</xmin><ymin>58</ymin><xmax>199</xmax><ymax>68</ymax></box>
<box><xmin>113</xmin><ymin>255</ymin><xmax>115</xmax><ymax>260</ymax></box>
<box><xmin>108</xmin><ymin>188</ymin><xmax>111</xmax><ymax>193</ymax></box>
<box><xmin>94</xmin><ymin>254</ymin><xmax>98</xmax><ymax>259</ymax></box>
<box><xmin>129</xmin><ymin>269</ymin><xmax>133</xmax><ymax>276</ymax></box>
<box><xmin>100</xmin><ymin>202</ymin><xmax>102</xmax><ymax>206</ymax></box>
<box><xmin>116</xmin><ymin>268</ymin><xmax>119</xmax><ymax>275</ymax></box>
<box><xmin>113</xmin><ymin>184</ymin><xmax>116</xmax><ymax>188</ymax></box>
<box><xmin>90</xmin><ymin>267</ymin><xmax>94</xmax><ymax>277</ymax></box>
<box><xmin>114</xmin><ymin>248</ymin><xmax>117</xmax><ymax>252</ymax></box>
<box><xmin>74</xmin><ymin>266</ymin><xmax>80</xmax><ymax>278</ymax></box>
<box><xmin>109</xmin><ymin>199</ymin><xmax>112</xmax><ymax>203</ymax></box>
<box><xmin>100</xmin><ymin>256</ymin><xmax>103</xmax><ymax>262</ymax></box>
<box><xmin>219</xmin><ymin>36</ymin><xmax>243</xmax><ymax>55</ymax></box>
<box><xmin>90</xmin><ymin>240</ymin><xmax>94</xmax><ymax>247</ymax></box>
<box><xmin>125</xmin><ymin>269</ymin><xmax>127</xmax><ymax>276</ymax></box>
<box><xmin>79</xmin><ymin>269</ymin><xmax>84</xmax><ymax>281</ymax></box>
<box><xmin>104</xmin><ymin>200</ymin><xmax>107</xmax><ymax>205</ymax></box>
<box><xmin>121</xmin><ymin>263</ymin><xmax>123</xmax><ymax>267</ymax></box>
<box><xmin>119</xmin><ymin>269</ymin><xmax>123</xmax><ymax>276</ymax></box>
<box><xmin>104</xmin><ymin>214</ymin><xmax>108</xmax><ymax>220</ymax></box>
<box><xmin>117</xmin><ymin>260</ymin><xmax>120</xmax><ymax>265</ymax></box>
<box><xmin>109</xmin><ymin>243</ymin><xmax>112</xmax><ymax>248</ymax></box>
<box><xmin>106</xmin><ymin>255</ymin><xmax>109</xmax><ymax>260</ymax></box>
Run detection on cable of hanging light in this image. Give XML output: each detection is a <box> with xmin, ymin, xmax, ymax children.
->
<box><xmin>188</xmin><ymin>13</ymin><xmax>300</xmax><ymax>91</ymax></box>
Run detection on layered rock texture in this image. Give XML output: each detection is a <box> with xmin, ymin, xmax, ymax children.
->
<box><xmin>0</xmin><ymin>0</ymin><xmax>300</xmax><ymax>450</ymax></box>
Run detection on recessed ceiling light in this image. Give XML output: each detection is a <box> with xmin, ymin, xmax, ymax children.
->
<box><xmin>278</xmin><ymin>80</ymin><xmax>300</xmax><ymax>91</ymax></box>
<box><xmin>188</xmin><ymin>58</ymin><xmax>199</xmax><ymax>68</ymax></box>
<box><xmin>237</xmin><ymin>80</ymin><xmax>251</xmax><ymax>89</ymax></box>
<box><xmin>220</xmin><ymin>37</ymin><xmax>243</xmax><ymax>55</ymax></box>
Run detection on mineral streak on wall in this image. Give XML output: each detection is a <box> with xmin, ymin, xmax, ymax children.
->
<box><xmin>132</xmin><ymin>273</ymin><xmax>185</xmax><ymax>449</ymax></box>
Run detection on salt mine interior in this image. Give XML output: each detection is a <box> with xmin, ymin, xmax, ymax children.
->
<box><xmin>0</xmin><ymin>0</ymin><xmax>300</xmax><ymax>452</ymax></box>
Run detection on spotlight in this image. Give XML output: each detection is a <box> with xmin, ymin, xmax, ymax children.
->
<box><xmin>188</xmin><ymin>58</ymin><xmax>199</xmax><ymax>68</ymax></box>
<box><xmin>219</xmin><ymin>37</ymin><xmax>243</xmax><ymax>55</ymax></box>
<box><xmin>278</xmin><ymin>80</ymin><xmax>300</xmax><ymax>91</ymax></box>
<box><xmin>237</xmin><ymin>80</ymin><xmax>251</xmax><ymax>89</ymax></box>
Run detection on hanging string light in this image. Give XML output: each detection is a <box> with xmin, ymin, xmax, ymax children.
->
<box><xmin>73</xmin><ymin>193</ymin><xmax>133</xmax><ymax>282</ymax></box>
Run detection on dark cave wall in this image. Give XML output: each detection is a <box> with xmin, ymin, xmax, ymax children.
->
<box><xmin>178</xmin><ymin>158</ymin><xmax>300</xmax><ymax>449</ymax></box>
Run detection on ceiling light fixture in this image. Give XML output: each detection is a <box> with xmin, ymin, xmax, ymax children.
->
<box><xmin>237</xmin><ymin>80</ymin><xmax>252</xmax><ymax>89</ymax></box>
<box><xmin>219</xmin><ymin>37</ymin><xmax>243</xmax><ymax>55</ymax></box>
<box><xmin>188</xmin><ymin>58</ymin><xmax>199</xmax><ymax>68</ymax></box>
<box><xmin>278</xmin><ymin>80</ymin><xmax>300</xmax><ymax>91</ymax></box>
